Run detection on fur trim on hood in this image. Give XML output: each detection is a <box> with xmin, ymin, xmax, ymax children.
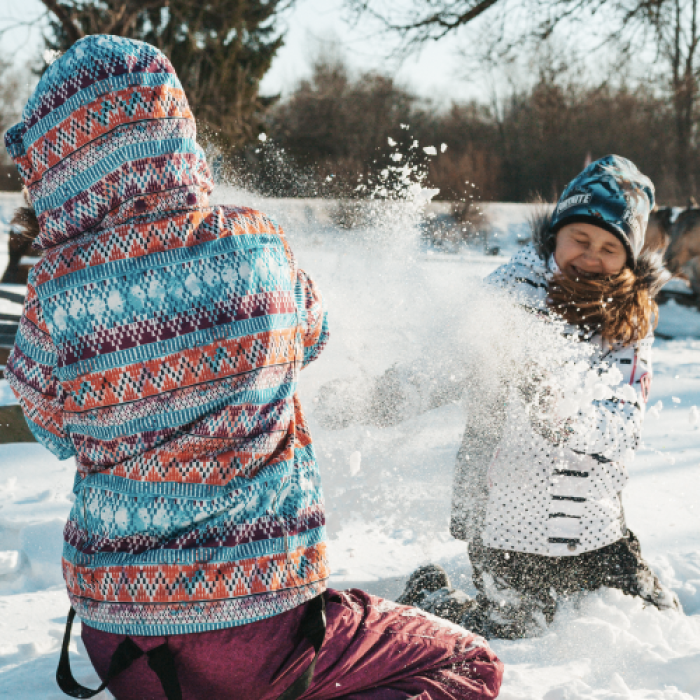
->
<box><xmin>530</xmin><ymin>208</ymin><xmax>670</xmax><ymax>297</ymax></box>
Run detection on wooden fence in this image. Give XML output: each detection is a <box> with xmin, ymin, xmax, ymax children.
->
<box><xmin>0</xmin><ymin>287</ymin><xmax>34</xmax><ymax>443</ymax></box>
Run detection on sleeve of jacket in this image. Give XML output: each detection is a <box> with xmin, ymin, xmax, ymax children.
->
<box><xmin>295</xmin><ymin>268</ymin><xmax>329</xmax><ymax>368</ymax></box>
<box><xmin>4</xmin><ymin>282</ymin><xmax>75</xmax><ymax>459</ymax></box>
<box><xmin>562</xmin><ymin>333</ymin><xmax>652</xmax><ymax>462</ymax></box>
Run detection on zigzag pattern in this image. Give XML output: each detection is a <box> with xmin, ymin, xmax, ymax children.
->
<box><xmin>64</xmin><ymin>543</ymin><xmax>328</xmax><ymax>604</ymax></box>
<box><xmin>64</xmin><ymin>500</ymin><xmax>325</xmax><ymax>557</ymax></box>
<box><xmin>63</xmin><ymin>330</ymin><xmax>297</xmax><ymax>410</ymax></box>
<box><xmin>27</xmin><ymin>88</ymin><xmax>191</xmax><ymax>184</ymax></box>
<box><xmin>38</xmin><ymin>151</ymin><xmax>207</xmax><ymax>244</ymax></box>
<box><xmin>32</xmin><ymin>207</ymin><xmax>280</xmax><ymax>285</ymax></box>
<box><xmin>69</xmin><ymin>581</ymin><xmax>326</xmax><ymax>636</ymax></box>
<box><xmin>70</xmin><ymin>402</ymin><xmax>292</xmax><ymax>475</ymax></box>
<box><xmin>23</xmin><ymin>37</ymin><xmax>177</xmax><ymax>131</ymax></box>
<box><xmin>53</xmin><ymin>291</ymin><xmax>295</xmax><ymax>368</ymax></box>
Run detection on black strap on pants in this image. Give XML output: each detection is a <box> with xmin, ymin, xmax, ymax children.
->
<box><xmin>56</xmin><ymin>607</ymin><xmax>182</xmax><ymax>700</ymax></box>
<box><xmin>57</xmin><ymin>594</ymin><xmax>326</xmax><ymax>700</ymax></box>
<box><xmin>277</xmin><ymin>593</ymin><xmax>326</xmax><ymax>700</ymax></box>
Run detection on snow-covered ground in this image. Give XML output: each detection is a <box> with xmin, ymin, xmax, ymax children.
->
<box><xmin>1</xmin><ymin>192</ymin><xmax>699</xmax><ymax>699</ymax></box>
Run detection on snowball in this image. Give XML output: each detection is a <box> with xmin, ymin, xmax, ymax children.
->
<box><xmin>407</xmin><ymin>184</ymin><xmax>439</xmax><ymax>206</ymax></box>
<box><xmin>441</xmin><ymin>143</ymin><xmax>448</xmax><ymax>153</ymax></box>
<box><xmin>348</xmin><ymin>451</ymin><xmax>362</xmax><ymax>477</ymax></box>
<box><xmin>423</xmin><ymin>146</ymin><xmax>437</xmax><ymax>156</ymax></box>
<box><xmin>0</xmin><ymin>550</ymin><xmax>20</xmax><ymax>575</ymax></box>
<box><xmin>387</xmin><ymin>137</ymin><xmax>396</xmax><ymax>146</ymax></box>
<box><xmin>43</xmin><ymin>49</ymin><xmax>62</xmax><ymax>65</ymax></box>
<box><xmin>593</xmin><ymin>383</ymin><xmax>612</xmax><ymax>401</ymax></box>
<box><xmin>258</xmin><ymin>132</ymin><xmax>267</xmax><ymax>142</ymax></box>
<box><xmin>617</xmin><ymin>384</ymin><xmax>638</xmax><ymax>403</ymax></box>
<box><xmin>600</xmin><ymin>365</ymin><xmax>624</xmax><ymax>385</ymax></box>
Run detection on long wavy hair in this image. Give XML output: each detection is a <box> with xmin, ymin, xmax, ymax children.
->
<box><xmin>11</xmin><ymin>189</ymin><xmax>41</xmax><ymax>240</ymax></box>
<box><xmin>547</xmin><ymin>269</ymin><xmax>657</xmax><ymax>345</ymax></box>
<box><xmin>531</xmin><ymin>207</ymin><xmax>669</xmax><ymax>346</ymax></box>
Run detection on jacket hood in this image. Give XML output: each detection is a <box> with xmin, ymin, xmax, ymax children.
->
<box><xmin>4</xmin><ymin>35</ymin><xmax>214</xmax><ymax>250</ymax></box>
<box><xmin>530</xmin><ymin>208</ymin><xmax>669</xmax><ymax>297</ymax></box>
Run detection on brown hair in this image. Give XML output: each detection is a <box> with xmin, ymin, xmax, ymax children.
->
<box><xmin>11</xmin><ymin>189</ymin><xmax>41</xmax><ymax>240</ymax></box>
<box><xmin>547</xmin><ymin>268</ymin><xmax>656</xmax><ymax>345</ymax></box>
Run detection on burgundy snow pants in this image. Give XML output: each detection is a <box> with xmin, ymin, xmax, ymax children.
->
<box><xmin>81</xmin><ymin>588</ymin><xmax>503</xmax><ymax>700</ymax></box>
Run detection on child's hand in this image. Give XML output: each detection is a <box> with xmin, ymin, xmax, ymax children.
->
<box><xmin>518</xmin><ymin>363</ymin><xmax>568</xmax><ymax>444</ymax></box>
<box><xmin>314</xmin><ymin>365</ymin><xmax>422</xmax><ymax>430</ymax></box>
<box><xmin>314</xmin><ymin>377</ymin><xmax>372</xmax><ymax>430</ymax></box>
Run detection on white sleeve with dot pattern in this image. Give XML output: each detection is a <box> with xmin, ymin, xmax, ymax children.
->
<box><xmin>563</xmin><ymin>331</ymin><xmax>652</xmax><ymax>462</ymax></box>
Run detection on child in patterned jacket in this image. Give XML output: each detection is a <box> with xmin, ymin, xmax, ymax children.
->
<box><xmin>5</xmin><ymin>35</ymin><xmax>502</xmax><ymax>700</ymax></box>
<box><xmin>394</xmin><ymin>155</ymin><xmax>681</xmax><ymax>639</ymax></box>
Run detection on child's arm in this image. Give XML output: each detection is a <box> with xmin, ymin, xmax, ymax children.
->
<box><xmin>276</xmin><ymin>224</ymin><xmax>328</xmax><ymax>369</ymax></box>
<box><xmin>314</xmin><ymin>359</ymin><xmax>468</xmax><ymax>430</ymax></box>
<box><xmin>559</xmin><ymin>337</ymin><xmax>651</xmax><ymax>462</ymax></box>
<box><xmin>295</xmin><ymin>268</ymin><xmax>329</xmax><ymax>368</ymax></box>
<box><xmin>4</xmin><ymin>283</ymin><xmax>75</xmax><ymax>459</ymax></box>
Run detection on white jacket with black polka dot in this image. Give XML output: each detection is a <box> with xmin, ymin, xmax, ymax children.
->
<box><xmin>451</xmin><ymin>243</ymin><xmax>653</xmax><ymax>557</ymax></box>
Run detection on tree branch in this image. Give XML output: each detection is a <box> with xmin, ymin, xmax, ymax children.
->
<box><xmin>395</xmin><ymin>0</ymin><xmax>502</xmax><ymax>35</ymax></box>
<box><xmin>107</xmin><ymin>0</ymin><xmax>170</xmax><ymax>37</ymax></box>
<box><xmin>39</xmin><ymin>0</ymin><xmax>84</xmax><ymax>44</ymax></box>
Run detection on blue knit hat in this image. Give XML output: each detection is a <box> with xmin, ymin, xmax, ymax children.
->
<box><xmin>550</xmin><ymin>155</ymin><xmax>655</xmax><ymax>268</ymax></box>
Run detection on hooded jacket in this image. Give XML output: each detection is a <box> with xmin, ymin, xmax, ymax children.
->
<box><xmin>451</xmin><ymin>214</ymin><xmax>668</xmax><ymax>556</ymax></box>
<box><xmin>4</xmin><ymin>36</ymin><xmax>329</xmax><ymax>635</ymax></box>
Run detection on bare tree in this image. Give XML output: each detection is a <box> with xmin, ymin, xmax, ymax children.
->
<box><xmin>344</xmin><ymin>0</ymin><xmax>593</xmax><ymax>50</ymax></box>
<box><xmin>345</xmin><ymin>0</ymin><xmax>506</xmax><ymax>47</ymax></box>
<box><xmin>641</xmin><ymin>0</ymin><xmax>700</xmax><ymax>196</ymax></box>
<box><xmin>348</xmin><ymin>0</ymin><xmax>700</xmax><ymax>197</ymax></box>
<box><xmin>0</xmin><ymin>58</ymin><xmax>33</xmax><ymax>166</ymax></box>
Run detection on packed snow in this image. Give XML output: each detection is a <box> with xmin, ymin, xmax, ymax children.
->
<box><xmin>1</xmin><ymin>191</ymin><xmax>699</xmax><ymax>699</ymax></box>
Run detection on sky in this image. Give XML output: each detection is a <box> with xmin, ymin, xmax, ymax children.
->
<box><xmin>0</xmin><ymin>0</ymin><xmax>488</xmax><ymax>104</ymax></box>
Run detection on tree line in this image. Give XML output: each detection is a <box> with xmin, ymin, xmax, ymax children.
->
<box><xmin>257</xmin><ymin>54</ymin><xmax>685</xmax><ymax>205</ymax></box>
<box><xmin>1</xmin><ymin>0</ymin><xmax>700</xmax><ymax>204</ymax></box>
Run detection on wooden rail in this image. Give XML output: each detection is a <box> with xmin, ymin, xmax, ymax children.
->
<box><xmin>0</xmin><ymin>286</ymin><xmax>28</xmax><ymax>442</ymax></box>
<box><xmin>0</xmin><ymin>288</ymin><xmax>27</xmax><ymax>305</ymax></box>
<box><xmin>0</xmin><ymin>405</ymin><xmax>36</xmax><ymax>443</ymax></box>
<box><xmin>0</xmin><ymin>288</ymin><xmax>22</xmax><ymax>377</ymax></box>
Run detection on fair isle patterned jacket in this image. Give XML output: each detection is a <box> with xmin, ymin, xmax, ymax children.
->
<box><xmin>4</xmin><ymin>36</ymin><xmax>330</xmax><ymax>635</ymax></box>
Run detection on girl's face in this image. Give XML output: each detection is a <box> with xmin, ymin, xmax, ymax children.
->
<box><xmin>554</xmin><ymin>222</ymin><xmax>628</xmax><ymax>278</ymax></box>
